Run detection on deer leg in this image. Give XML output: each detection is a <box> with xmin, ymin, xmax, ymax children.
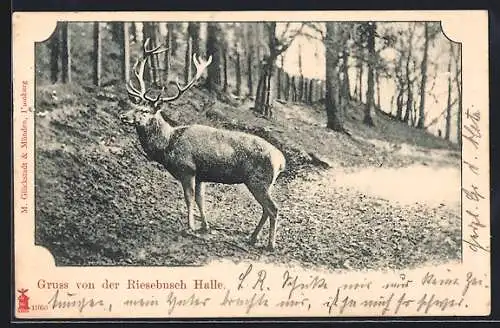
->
<box><xmin>267</xmin><ymin>198</ymin><xmax>278</xmax><ymax>251</ymax></box>
<box><xmin>195</xmin><ymin>180</ymin><xmax>209</xmax><ymax>233</ymax></box>
<box><xmin>247</xmin><ymin>182</ymin><xmax>278</xmax><ymax>250</ymax></box>
<box><xmin>181</xmin><ymin>175</ymin><xmax>196</xmax><ymax>231</ymax></box>
<box><xmin>249</xmin><ymin>209</ymin><xmax>268</xmax><ymax>245</ymax></box>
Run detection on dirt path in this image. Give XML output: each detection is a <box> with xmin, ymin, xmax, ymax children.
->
<box><xmin>258</xmin><ymin>158</ymin><xmax>461</xmax><ymax>270</ymax></box>
<box><xmin>320</xmin><ymin>164</ymin><xmax>460</xmax><ymax>211</ymax></box>
<box><xmin>148</xmin><ymin>156</ymin><xmax>461</xmax><ymax>271</ymax></box>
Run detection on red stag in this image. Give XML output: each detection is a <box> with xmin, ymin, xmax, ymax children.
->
<box><xmin>120</xmin><ymin>39</ymin><xmax>286</xmax><ymax>250</ymax></box>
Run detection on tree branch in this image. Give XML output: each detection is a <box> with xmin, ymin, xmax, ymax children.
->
<box><xmin>278</xmin><ymin>22</ymin><xmax>291</xmax><ymax>41</ymax></box>
<box><xmin>304</xmin><ymin>22</ymin><xmax>325</xmax><ymax>40</ymax></box>
<box><xmin>424</xmin><ymin>98</ymin><xmax>458</xmax><ymax>129</ymax></box>
<box><xmin>299</xmin><ymin>30</ymin><xmax>324</xmax><ymax>41</ymax></box>
<box><xmin>276</xmin><ymin>23</ymin><xmax>306</xmax><ymax>56</ymax></box>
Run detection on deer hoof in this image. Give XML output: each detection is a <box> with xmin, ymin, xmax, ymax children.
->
<box><xmin>180</xmin><ymin>229</ymin><xmax>194</xmax><ymax>237</ymax></box>
<box><xmin>199</xmin><ymin>226</ymin><xmax>211</xmax><ymax>234</ymax></box>
<box><xmin>248</xmin><ymin>237</ymin><xmax>257</xmax><ymax>245</ymax></box>
<box><xmin>266</xmin><ymin>244</ymin><xmax>275</xmax><ymax>252</ymax></box>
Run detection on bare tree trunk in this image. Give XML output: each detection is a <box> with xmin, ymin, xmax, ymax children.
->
<box><xmin>60</xmin><ymin>22</ymin><xmax>71</xmax><ymax>83</ymax></box>
<box><xmin>396</xmin><ymin>88</ymin><xmax>404</xmax><ymax>120</ymax></box>
<box><xmin>291</xmin><ymin>76</ymin><xmax>296</xmax><ymax>101</ymax></box>
<box><xmin>254</xmin><ymin>62</ymin><xmax>269</xmax><ymax>112</ymax></box>
<box><xmin>255</xmin><ymin>76</ymin><xmax>263</xmax><ymax>105</ymax></box>
<box><xmin>206</xmin><ymin>23</ymin><xmax>221</xmax><ymax>92</ymax></box>
<box><xmin>93</xmin><ymin>22</ymin><xmax>101</xmax><ymax>87</ymax></box>
<box><xmin>149</xmin><ymin>23</ymin><xmax>160</xmax><ymax>86</ymax></box>
<box><xmin>358</xmin><ymin>62</ymin><xmax>363</xmax><ymax>102</ymax></box>
<box><xmin>376</xmin><ymin>70</ymin><xmax>381</xmax><ymax>109</ymax></box>
<box><xmin>122</xmin><ymin>22</ymin><xmax>130</xmax><ymax>82</ymax></box>
<box><xmin>298</xmin><ymin>43</ymin><xmax>304</xmax><ymax>102</ymax></box>
<box><xmin>317</xmin><ymin>80</ymin><xmax>321</xmax><ymax>102</ymax></box>
<box><xmin>308</xmin><ymin>78</ymin><xmax>314</xmax><ymax>104</ymax></box>
<box><xmin>277</xmin><ymin>55</ymin><xmax>284</xmax><ymax>100</ymax></box>
<box><xmin>222</xmin><ymin>44</ymin><xmax>228</xmax><ymax>92</ymax></box>
<box><xmin>184</xmin><ymin>36</ymin><xmax>192</xmax><ymax>83</ymax></box>
<box><xmin>244</xmin><ymin>23</ymin><xmax>255</xmax><ymax>97</ymax></box>
<box><xmin>168</xmin><ymin>23</ymin><xmax>179</xmax><ymax>57</ymax></box>
<box><xmin>412</xmin><ymin>99</ymin><xmax>418</xmax><ymax>126</ymax></box>
<box><xmin>254</xmin><ymin>22</ymin><xmax>280</xmax><ymax>116</ymax></box>
<box><xmin>186</xmin><ymin>22</ymin><xmax>200</xmax><ymax>83</ymax></box>
<box><xmin>130</xmin><ymin>23</ymin><xmax>137</xmax><ymax>42</ymax></box>
<box><xmin>264</xmin><ymin>65</ymin><xmax>273</xmax><ymax>116</ymax></box>
<box><xmin>341</xmin><ymin>50</ymin><xmax>351</xmax><ymax>101</ymax></box>
<box><xmin>353</xmin><ymin>69</ymin><xmax>359</xmax><ymax>101</ymax></box>
<box><xmin>153</xmin><ymin>24</ymin><xmax>161</xmax><ymax>85</ymax></box>
<box><xmin>110</xmin><ymin>22</ymin><xmax>122</xmax><ymax>43</ymax></box>
<box><xmin>445</xmin><ymin>44</ymin><xmax>453</xmax><ymax>140</ymax></box>
<box><xmin>141</xmin><ymin>23</ymin><xmax>153</xmax><ymax>84</ymax></box>
<box><xmin>395</xmin><ymin>52</ymin><xmax>405</xmax><ymax>120</ymax></box>
<box><xmin>417</xmin><ymin>22</ymin><xmax>430</xmax><ymax>129</ymax></box>
<box><xmin>311</xmin><ymin>79</ymin><xmax>316</xmax><ymax>102</ymax></box>
<box><xmin>320</xmin><ymin>80</ymin><xmax>325</xmax><ymax>101</ymax></box>
<box><xmin>303</xmin><ymin>78</ymin><xmax>308</xmax><ymax>103</ymax></box>
<box><xmin>304</xmin><ymin>78</ymin><xmax>308</xmax><ymax>103</ymax></box>
<box><xmin>337</xmin><ymin>69</ymin><xmax>343</xmax><ymax>116</ymax></box>
<box><xmin>297</xmin><ymin>76</ymin><xmax>302</xmax><ymax>102</ymax></box>
<box><xmin>403</xmin><ymin>24</ymin><xmax>415</xmax><ymax>124</ymax></box>
<box><xmin>363</xmin><ymin>22</ymin><xmax>376</xmax><ymax>126</ymax></box>
<box><xmin>255</xmin><ymin>23</ymin><xmax>263</xmax><ymax>86</ymax></box>
<box><xmin>390</xmin><ymin>95</ymin><xmax>395</xmax><ymax>116</ymax></box>
<box><xmin>284</xmin><ymin>72</ymin><xmax>290</xmax><ymax>100</ymax></box>
<box><xmin>404</xmin><ymin>87</ymin><xmax>412</xmax><ymax>124</ymax></box>
<box><xmin>309</xmin><ymin>79</ymin><xmax>318</xmax><ymax>104</ymax></box>
<box><xmin>164</xmin><ymin>23</ymin><xmax>173</xmax><ymax>84</ymax></box>
<box><xmin>276</xmin><ymin>67</ymin><xmax>281</xmax><ymax>99</ymax></box>
<box><xmin>50</xmin><ymin>24</ymin><xmax>60</xmax><ymax>84</ymax></box>
<box><xmin>247</xmin><ymin>52</ymin><xmax>253</xmax><ymax>96</ymax></box>
<box><xmin>325</xmin><ymin>23</ymin><xmax>343</xmax><ymax>131</ymax></box>
<box><xmin>235</xmin><ymin>47</ymin><xmax>241</xmax><ymax>96</ymax></box>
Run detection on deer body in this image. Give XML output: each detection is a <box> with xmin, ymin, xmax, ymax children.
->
<box><xmin>131</xmin><ymin>110</ymin><xmax>286</xmax><ymax>249</ymax></box>
<box><xmin>137</xmin><ymin>112</ymin><xmax>284</xmax><ymax>184</ymax></box>
<box><xmin>122</xmin><ymin>38</ymin><xmax>285</xmax><ymax>250</ymax></box>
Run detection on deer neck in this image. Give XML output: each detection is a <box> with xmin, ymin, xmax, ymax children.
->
<box><xmin>135</xmin><ymin>111</ymin><xmax>174</xmax><ymax>160</ymax></box>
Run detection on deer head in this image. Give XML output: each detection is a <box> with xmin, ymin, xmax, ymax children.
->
<box><xmin>120</xmin><ymin>38</ymin><xmax>212</xmax><ymax>126</ymax></box>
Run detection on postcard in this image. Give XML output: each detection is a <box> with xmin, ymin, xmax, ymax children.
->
<box><xmin>12</xmin><ymin>10</ymin><xmax>489</xmax><ymax>319</ymax></box>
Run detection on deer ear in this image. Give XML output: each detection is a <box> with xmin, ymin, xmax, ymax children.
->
<box><xmin>153</xmin><ymin>100</ymin><xmax>163</xmax><ymax>111</ymax></box>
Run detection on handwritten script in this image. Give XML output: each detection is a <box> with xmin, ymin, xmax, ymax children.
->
<box><xmin>35</xmin><ymin>266</ymin><xmax>489</xmax><ymax>316</ymax></box>
<box><xmin>461</xmin><ymin>107</ymin><xmax>489</xmax><ymax>254</ymax></box>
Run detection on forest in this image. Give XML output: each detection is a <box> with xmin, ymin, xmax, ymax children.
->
<box><xmin>34</xmin><ymin>21</ymin><xmax>462</xmax><ymax>269</ymax></box>
<box><xmin>38</xmin><ymin>21</ymin><xmax>462</xmax><ymax>142</ymax></box>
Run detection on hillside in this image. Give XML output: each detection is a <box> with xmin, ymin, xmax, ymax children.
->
<box><xmin>34</xmin><ymin>82</ymin><xmax>461</xmax><ymax>271</ymax></box>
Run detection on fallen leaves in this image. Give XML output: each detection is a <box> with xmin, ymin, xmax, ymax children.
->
<box><xmin>34</xmin><ymin>85</ymin><xmax>461</xmax><ymax>271</ymax></box>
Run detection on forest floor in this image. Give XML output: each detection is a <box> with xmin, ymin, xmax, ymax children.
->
<box><xmin>34</xmin><ymin>83</ymin><xmax>461</xmax><ymax>271</ymax></box>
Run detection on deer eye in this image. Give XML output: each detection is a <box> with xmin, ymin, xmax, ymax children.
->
<box><xmin>128</xmin><ymin>95</ymin><xmax>141</xmax><ymax>105</ymax></box>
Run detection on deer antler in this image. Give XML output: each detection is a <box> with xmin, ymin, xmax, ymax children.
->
<box><xmin>155</xmin><ymin>54</ymin><xmax>213</xmax><ymax>103</ymax></box>
<box><xmin>126</xmin><ymin>38</ymin><xmax>168</xmax><ymax>104</ymax></box>
<box><xmin>127</xmin><ymin>38</ymin><xmax>212</xmax><ymax>108</ymax></box>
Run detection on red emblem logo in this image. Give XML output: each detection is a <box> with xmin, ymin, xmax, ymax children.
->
<box><xmin>17</xmin><ymin>288</ymin><xmax>30</xmax><ymax>313</ymax></box>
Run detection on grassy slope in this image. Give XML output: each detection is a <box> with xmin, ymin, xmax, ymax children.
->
<box><xmin>34</xmin><ymin>82</ymin><xmax>461</xmax><ymax>270</ymax></box>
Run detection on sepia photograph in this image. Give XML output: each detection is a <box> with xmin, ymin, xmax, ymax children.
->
<box><xmin>34</xmin><ymin>20</ymin><xmax>462</xmax><ymax>269</ymax></box>
<box><xmin>12</xmin><ymin>11</ymin><xmax>490</xmax><ymax>318</ymax></box>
